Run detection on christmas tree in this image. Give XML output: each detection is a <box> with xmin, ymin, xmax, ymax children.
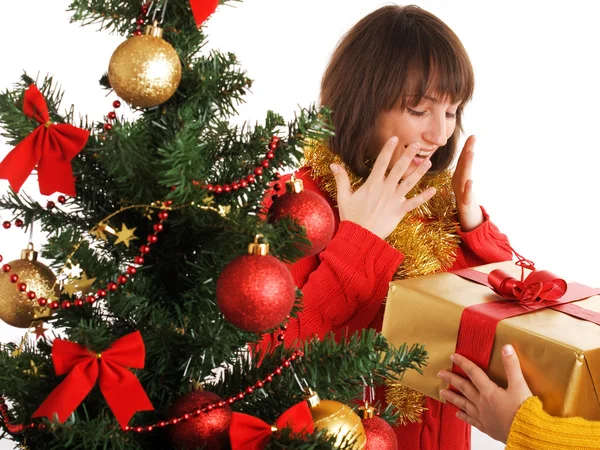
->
<box><xmin>0</xmin><ymin>1</ymin><xmax>427</xmax><ymax>449</ymax></box>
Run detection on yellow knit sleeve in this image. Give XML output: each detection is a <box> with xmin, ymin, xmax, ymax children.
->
<box><xmin>506</xmin><ymin>396</ymin><xmax>600</xmax><ymax>449</ymax></box>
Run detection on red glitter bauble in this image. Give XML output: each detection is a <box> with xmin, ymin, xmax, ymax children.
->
<box><xmin>363</xmin><ymin>416</ymin><xmax>398</xmax><ymax>450</ymax></box>
<box><xmin>167</xmin><ymin>390</ymin><xmax>231</xmax><ymax>450</ymax></box>
<box><xmin>268</xmin><ymin>180</ymin><xmax>335</xmax><ymax>257</ymax></box>
<box><xmin>216</xmin><ymin>254</ymin><xmax>295</xmax><ymax>333</ymax></box>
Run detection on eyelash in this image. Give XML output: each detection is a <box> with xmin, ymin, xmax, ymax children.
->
<box><xmin>407</xmin><ymin>108</ymin><xmax>456</xmax><ymax>119</ymax></box>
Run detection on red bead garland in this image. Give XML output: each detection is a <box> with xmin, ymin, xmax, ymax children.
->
<box><xmin>0</xmin><ymin>207</ymin><xmax>168</xmax><ymax>313</ymax></box>
<box><xmin>200</xmin><ymin>136</ymin><xmax>280</xmax><ymax>195</ymax></box>
<box><xmin>133</xmin><ymin>2</ymin><xmax>150</xmax><ymax>36</ymax></box>
<box><xmin>0</xmin><ymin>342</ymin><xmax>303</xmax><ymax>435</ymax></box>
<box><xmin>0</xmin><ymin>198</ymin><xmax>301</xmax><ymax>436</ymax></box>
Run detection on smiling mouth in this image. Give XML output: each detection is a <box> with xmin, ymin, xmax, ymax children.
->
<box><xmin>416</xmin><ymin>150</ymin><xmax>434</xmax><ymax>158</ymax></box>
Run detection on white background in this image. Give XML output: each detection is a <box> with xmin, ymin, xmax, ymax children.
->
<box><xmin>2</xmin><ymin>1</ymin><xmax>600</xmax><ymax>449</ymax></box>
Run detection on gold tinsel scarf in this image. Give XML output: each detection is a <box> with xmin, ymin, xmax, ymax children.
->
<box><xmin>303</xmin><ymin>140</ymin><xmax>461</xmax><ymax>280</ymax></box>
<box><xmin>303</xmin><ymin>140</ymin><xmax>462</xmax><ymax>424</ymax></box>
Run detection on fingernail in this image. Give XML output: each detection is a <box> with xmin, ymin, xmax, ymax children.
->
<box><xmin>439</xmin><ymin>389</ymin><xmax>447</xmax><ymax>398</ymax></box>
<box><xmin>330</xmin><ymin>163</ymin><xmax>339</xmax><ymax>174</ymax></box>
<box><xmin>437</xmin><ymin>371</ymin><xmax>443</xmax><ymax>379</ymax></box>
<box><xmin>409</xmin><ymin>143</ymin><xmax>420</xmax><ymax>151</ymax></box>
<box><xmin>449</xmin><ymin>354</ymin><xmax>456</xmax><ymax>362</ymax></box>
<box><xmin>389</xmin><ymin>136</ymin><xmax>399</xmax><ymax>145</ymax></box>
<box><xmin>503</xmin><ymin>345</ymin><xmax>515</xmax><ymax>356</ymax></box>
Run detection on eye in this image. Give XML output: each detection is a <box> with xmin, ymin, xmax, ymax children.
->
<box><xmin>407</xmin><ymin>108</ymin><xmax>426</xmax><ymax>117</ymax></box>
<box><xmin>446</xmin><ymin>112</ymin><xmax>456</xmax><ymax>119</ymax></box>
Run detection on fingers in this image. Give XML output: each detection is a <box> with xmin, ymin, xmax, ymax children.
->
<box><xmin>402</xmin><ymin>186</ymin><xmax>436</xmax><ymax>212</ymax></box>
<box><xmin>501</xmin><ymin>345</ymin><xmax>527</xmax><ymax>390</ymax></box>
<box><xmin>460</xmin><ymin>179</ymin><xmax>474</xmax><ymax>207</ymax></box>
<box><xmin>437</xmin><ymin>370</ymin><xmax>479</xmax><ymax>403</ymax></box>
<box><xmin>453</xmin><ymin>135</ymin><xmax>476</xmax><ymax>187</ymax></box>
<box><xmin>396</xmin><ymin>158</ymin><xmax>432</xmax><ymax>197</ymax></box>
<box><xmin>439</xmin><ymin>389</ymin><xmax>478</xmax><ymax>418</ymax></box>
<box><xmin>386</xmin><ymin>142</ymin><xmax>420</xmax><ymax>186</ymax></box>
<box><xmin>456</xmin><ymin>410</ymin><xmax>483</xmax><ymax>431</ymax></box>
<box><xmin>457</xmin><ymin>135</ymin><xmax>476</xmax><ymax>169</ymax></box>
<box><xmin>450</xmin><ymin>353</ymin><xmax>497</xmax><ymax>393</ymax></box>
<box><xmin>368</xmin><ymin>136</ymin><xmax>400</xmax><ymax>183</ymax></box>
<box><xmin>330</xmin><ymin>163</ymin><xmax>352</xmax><ymax>205</ymax></box>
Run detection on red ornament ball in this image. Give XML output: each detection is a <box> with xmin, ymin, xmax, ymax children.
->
<box><xmin>216</xmin><ymin>254</ymin><xmax>295</xmax><ymax>333</ymax></box>
<box><xmin>268</xmin><ymin>184</ymin><xmax>335</xmax><ymax>257</ymax></box>
<box><xmin>363</xmin><ymin>416</ymin><xmax>398</xmax><ymax>450</ymax></box>
<box><xmin>167</xmin><ymin>390</ymin><xmax>231</xmax><ymax>450</ymax></box>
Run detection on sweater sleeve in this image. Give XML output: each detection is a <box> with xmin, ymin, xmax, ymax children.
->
<box><xmin>451</xmin><ymin>206</ymin><xmax>513</xmax><ymax>269</ymax></box>
<box><xmin>258</xmin><ymin>169</ymin><xmax>404</xmax><ymax>352</ymax></box>
<box><xmin>296</xmin><ymin>221</ymin><xmax>403</xmax><ymax>337</ymax></box>
<box><xmin>506</xmin><ymin>396</ymin><xmax>600</xmax><ymax>449</ymax></box>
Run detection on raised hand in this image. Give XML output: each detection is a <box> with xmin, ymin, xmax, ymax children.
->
<box><xmin>452</xmin><ymin>135</ymin><xmax>484</xmax><ymax>231</ymax></box>
<box><xmin>437</xmin><ymin>345</ymin><xmax>533</xmax><ymax>443</ymax></box>
<box><xmin>330</xmin><ymin>136</ymin><xmax>436</xmax><ymax>240</ymax></box>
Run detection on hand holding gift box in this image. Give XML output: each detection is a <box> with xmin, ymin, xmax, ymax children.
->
<box><xmin>382</xmin><ymin>260</ymin><xmax>600</xmax><ymax>419</ymax></box>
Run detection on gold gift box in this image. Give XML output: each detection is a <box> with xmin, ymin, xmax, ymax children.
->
<box><xmin>381</xmin><ymin>261</ymin><xmax>600</xmax><ymax>420</ymax></box>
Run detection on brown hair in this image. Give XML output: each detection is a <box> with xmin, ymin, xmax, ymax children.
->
<box><xmin>320</xmin><ymin>5</ymin><xmax>474</xmax><ymax>177</ymax></box>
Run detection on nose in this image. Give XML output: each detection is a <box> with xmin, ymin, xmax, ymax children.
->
<box><xmin>423</xmin><ymin>113</ymin><xmax>448</xmax><ymax>147</ymax></box>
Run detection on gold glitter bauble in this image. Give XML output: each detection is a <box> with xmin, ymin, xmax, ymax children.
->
<box><xmin>0</xmin><ymin>246</ymin><xmax>58</xmax><ymax>328</ymax></box>
<box><xmin>108</xmin><ymin>23</ymin><xmax>182</xmax><ymax>108</ymax></box>
<box><xmin>305</xmin><ymin>389</ymin><xmax>366</xmax><ymax>449</ymax></box>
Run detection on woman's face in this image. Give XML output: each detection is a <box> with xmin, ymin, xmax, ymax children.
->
<box><xmin>370</xmin><ymin>95</ymin><xmax>461</xmax><ymax>177</ymax></box>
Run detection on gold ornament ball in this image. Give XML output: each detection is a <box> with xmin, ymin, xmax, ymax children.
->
<box><xmin>306</xmin><ymin>390</ymin><xmax>367</xmax><ymax>449</ymax></box>
<box><xmin>0</xmin><ymin>256</ymin><xmax>58</xmax><ymax>328</ymax></box>
<box><xmin>108</xmin><ymin>24</ymin><xmax>182</xmax><ymax>108</ymax></box>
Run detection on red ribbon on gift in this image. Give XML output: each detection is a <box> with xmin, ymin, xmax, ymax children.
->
<box><xmin>189</xmin><ymin>0</ymin><xmax>219</xmax><ymax>26</ymax></box>
<box><xmin>451</xmin><ymin>265</ymin><xmax>600</xmax><ymax>378</ymax></box>
<box><xmin>32</xmin><ymin>331</ymin><xmax>154</xmax><ymax>429</ymax></box>
<box><xmin>0</xmin><ymin>84</ymin><xmax>88</xmax><ymax>196</ymax></box>
<box><xmin>229</xmin><ymin>401</ymin><xmax>314</xmax><ymax>449</ymax></box>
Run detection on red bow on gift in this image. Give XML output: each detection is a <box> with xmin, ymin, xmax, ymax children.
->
<box><xmin>488</xmin><ymin>268</ymin><xmax>568</xmax><ymax>305</ymax></box>
<box><xmin>32</xmin><ymin>331</ymin><xmax>154</xmax><ymax>429</ymax></box>
<box><xmin>229</xmin><ymin>401</ymin><xmax>314</xmax><ymax>449</ymax></box>
<box><xmin>189</xmin><ymin>0</ymin><xmax>219</xmax><ymax>26</ymax></box>
<box><xmin>0</xmin><ymin>84</ymin><xmax>88</xmax><ymax>196</ymax></box>
<box><xmin>452</xmin><ymin>261</ymin><xmax>600</xmax><ymax>381</ymax></box>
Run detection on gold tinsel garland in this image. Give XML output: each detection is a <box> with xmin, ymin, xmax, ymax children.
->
<box><xmin>303</xmin><ymin>140</ymin><xmax>461</xmax><ymax>280</ymax></box>
<box><xmin>385</xmin><ymin>382</ymin><xmax>429</xmax><ymax>425</ymax></box>
<box><xmin>303</xmin><ymin>140</ymin><xmax>463</xmax><ymax>422</ymax></box>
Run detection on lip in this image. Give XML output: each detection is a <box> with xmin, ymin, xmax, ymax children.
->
<box><xmin>412</xmin><ymin>155</ymin><xmax>429</xmax><ymax>166</ymax></box>
<box><xmin>416</xmin><ymin>147</ymin><xmax>436</xmax><ymax>157</ymax></box>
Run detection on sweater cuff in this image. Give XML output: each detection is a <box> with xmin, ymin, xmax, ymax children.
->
<box><xmin>457</xmin><ymin>206</ymin><xmax>512</xmax><ymax>262</ymax></box>
<box><xmin>332</xmin><ymin>221</ymin><xmax>404</xmax><ymax>273</ymax></box>
<box><xmin>507</xmin><ymin>396</ymin><xmax>600</xmax><ymax>450</ymax></box>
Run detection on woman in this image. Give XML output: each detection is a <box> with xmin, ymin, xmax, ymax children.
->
<box><xmin>438</xmin><ymin>346</ymin><xmax>600</xmax><ymax>449</ymax></box>
<box><xmin>261</xmin><ymin>5</ymin><xmax>513</xmax><ymax>449</ymax></box>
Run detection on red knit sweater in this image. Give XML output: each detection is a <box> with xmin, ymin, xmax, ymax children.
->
<box><xmin>261</xmin><ymin>167</ymin><xmax>513</xmax><ymax>450</ymax></box>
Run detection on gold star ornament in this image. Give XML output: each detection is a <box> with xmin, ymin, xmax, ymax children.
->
<box><xmin>114</xmin><ymin>223</ymin><xmax>138</xmax><ymax>248</ymax></box>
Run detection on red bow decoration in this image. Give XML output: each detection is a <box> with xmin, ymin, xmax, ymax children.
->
<box><xmin>451</xmin><ymin>263</ymin><xmax>600</xmax><ymax>381</ymax></box>
<box><xmin>488</xmin><ymin>268</ymin><xmax>568</xmax><ymax>305</ymax></box>
<box><xmin>229</xmin><ymin>401</ymin><xmax>314</xmax><ymax>449</ymax></box>
<box><xmin>189</xmin><ymin>0</ymin><xmax>219</xmax><ymax>26</ymax></box>
<box><xmin>0</xmin><ymin>84</ymin><xmax>88</xmax><ymax>196</ymax></box>
<box><xmin>32</xmin><ymin>331</ymin><xmax>154</xmax><ymax>429</ymax></box>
